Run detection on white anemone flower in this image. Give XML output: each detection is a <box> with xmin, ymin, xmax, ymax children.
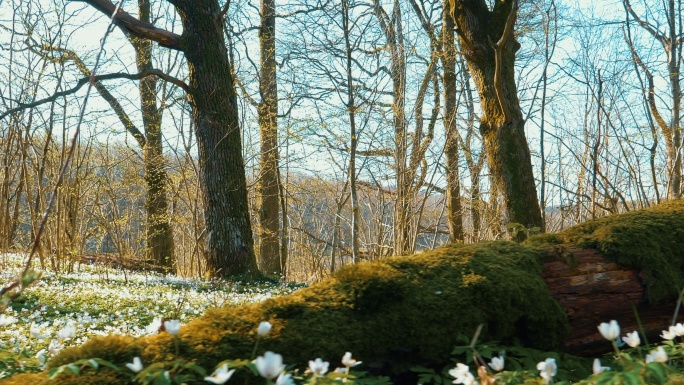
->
<box><xmin>488</xmin><ymin>356</ymin><xmax>504</xmax><ymax>371</ymax></box>
<box><xmin>275</xmin><ymin>372</ymin><xmax>295</xmax><ymax>385</ymax></box>
<box><xmin>163</xmin><ymin>320</ymin><xmax>181</xmax><ymax>336</ymax></box>
<box><xmin>204</xmin><ymin>363</ymin><xmax>235</xmax><ymax>384</ymax></box>
<box><xmin>48</xmin><ymin>339</ymin><xmax>64</xmax><ymax>356</ymax></box>
<box><xmin>449</xmin><ymin>363</ymin><xmax>476</xmax><ymax>385</ymax></box>
<box><xmin>449</xmin><ymin>363</ymin><xmax>477</xmax><ymax>385</ymax></box>
<box><xmin>593</xmin><ymin>358</ymin><xmax>610</xmax><ymax>374</ymax></box>
<box><xmin>257</xmin><ymin>321</ymin><xmax>272</xmax><ymax>336</ymax></box>
<box><xmin>255</xmin><ymin>351</ymin><xmax>285</xmax><ymax>379</ymax></box>
<box><xmin>342</xmin><ymin>352</ymin><xmax>361</xmax><ymax>367</ymax></box>
<box><xmin>661</xmin><ymin>326</ymin><xmax>677</xmax><ymax>340</ymax></box>
<box><xmin>622</xmin><ymin>331</ymin><xmax>641</xmax><ymax>348</ymax></box>
<box><xmin>675</xmin><ymin>323</ymin><xmax>684</xmax><ymax>337</ymax></box>
<box><xmin>126</xmin><ymin>357</ymin><xmax>144</xmax><ymax>373</ymax></box>
<box><xmin>36</xmin><ymin>349</ymin><xmax>47</xmax><ymax>365</ymax></box>
<box><xmin>646</xmin><ymin>347</ymin><xmax>668</xmax><ymax>363</ymax></box>
<box><xmin>30</xmin><ymin>323</ymin><xmax>45</xmax><ymax>340</ymax></box>
<box><xmin>57</xmin><ymin>324</ymin><xmax>76</xmax><ymax>340</ymax></box>
<box><xmin>537</xmin><ymin>358</ymin><xmax>557</xmax><ymax>384</ymax></box>
<box><xmin>308</xmin><ymin>358</ymin><xmax>329</xmax><ymax>377</ymax></box>
<box><xmin>146</xmin><ymin>317</ymin><xmax>162</xmax><ymax>334</ymax></box>
<box><xmin>0</xmin><ymin>314</ymin><xmax>17</xmax><ymax>326</ymax></box>
<box><xmin>597</xmin><ymin>320</ymin><xmax>620</xmax><ymax>341</ymax></box>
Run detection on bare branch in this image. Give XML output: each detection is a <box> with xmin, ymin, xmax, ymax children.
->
<box><xmin>72</xmin><ymin>0</ymin><xmax>183</xmax><ymax>50</ymax></box>
<box><xmin>623</xmin><ymin>0</ymin><xmax>668</xmax><ymax>47</ymax></box>
<box><xmin>217</xmin><ymin>0</ymin><xmax>231</xmax><ymax>21</ymax></box>
<box><xmin>31</xmin><ymin>43</ymin><xmax>146</xmax><ymax>147</ymax></box>
<box><xmin>0</xmin><ymin>70</ymin><xmax>186</xmax><ymax>121</ymax></box>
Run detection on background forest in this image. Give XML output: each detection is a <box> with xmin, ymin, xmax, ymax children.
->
<box><xmin>0</xmin><ymin>0</ymin><xmax>678</xmax><ymax>282</ymax></box>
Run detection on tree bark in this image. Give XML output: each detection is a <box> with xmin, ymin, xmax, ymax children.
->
<box><xmin>131</xmin><ymin>0</ymin><xmax>175</xmax><ymax>270</ymax></box>
<box><xmin>442</xmin><ymin>0</ymin><xmax>464</xmax><ymax>243</ymax></box>
<box><xmin>171</xmin><ymin>0</ymin><xmax>258</xmax><ymax>278</ymax></box>
<box><xmin>372</xmin><ymin>0</ymin><xmax>410</xmax><ymax>255</ymax></box>
<box><xmin>342</xmin><ymin>0</ymin><xmax>360</xmax><ymax>264</ymax></box>
<box><xmin>450</xmin><ymin>0</ymin><xmax>542</xmax><ymax>230</ymax></box>
<box><xmin>542</xmin><ymin>247</ymin><xmax>677</xmax><ymax>355</ymax></box>
<box><xmin>257</xmin><ymin>0</ymin><xmax>283</xmax><ymax>276</ymax></box>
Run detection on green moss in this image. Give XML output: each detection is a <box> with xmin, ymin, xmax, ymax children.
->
<box><xmin>553</xmin><ymin>199</ymin><xmax>684</xmax><ymax>303</ymax></box>
<box><xmin>525</xmin><ymin>232</ymin><xmax>564</xmax><ymax>247</ymax></box>
<box><xmin>48</xmin><ymin>335</ymin><xmax>141</xmax><ymax>369</ymax></box>
<box><xmin>0</xmin><ymin>373</ymin><xmax>48</xmax><ymax>385</ymax></box>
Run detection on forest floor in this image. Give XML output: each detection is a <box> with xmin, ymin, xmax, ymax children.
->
<box><xmin>0</xmin><ymin>253</ymin><xmax>303</xmax><ymax>379</ymax></box>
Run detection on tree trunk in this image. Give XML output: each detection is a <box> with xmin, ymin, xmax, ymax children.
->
<box><xmin>373</xmin><ymin>0</ymin><xmax>410</xmax><ymax>255</ymax></box>
<box><xmin>133</xmin><ymin>0</ymin><xmax>175</xmax><ymax>270</ymax></box>
<box><xmin>450</xmin><ymin>0</ymin><xmax>542</xmax><ymax>230</ymax></box>
<box><xmin>442</xmin><ymin>0</ymin><xmax>464</xmax><ymax>243</ymax></box>
<box><xmin>667</xmin><ymin>0</ymin><xmax>682</xmax><ymax>198</ymax></box>
<box><xmin>342</xmin><ymin>0</ymin><xmax>360</xmax><ymax>264</ymax></box>
<box><xmin>171</xmin><ymin>0</ymin><xmax>258</xmax><ymax>278</ymax></box>
<box><xmin>257</xmin><ymin>0</ymin><xmax>282</xmax><ymax>276</ymax></box>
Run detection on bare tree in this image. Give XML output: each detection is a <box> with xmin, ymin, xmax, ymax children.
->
<box><xmin>624</xmin><ymin>0</ymin><xmax>683</xmax><ymax>199</ymax></box>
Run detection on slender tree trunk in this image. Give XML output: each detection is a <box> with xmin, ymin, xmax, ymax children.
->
<box><xmin>372</xmin><ymin>0</ymin><xmax>409</xmax><ymax>255</ymax></box>
<box><xmin>172</xmin><ymin>0</ymin><xmax>259</xmax><ymax>278</ymax></box>
<box><xmin>342</xmin><ymin>0</ymin><xmax>360</xmax><ymax>263</ymax></box>
<box><xmin>257</xmin><ymin>0</ymin><xmax>282</xmax><ymax>275</ymax></box>
<box><xmin>133</xmin><ymin>0</ymin><xmax>175</xmax><ymax>270</ymax></box>
<box><xmin>442</xmin><ymin>0</ymin><xmax>464</xmax><ymax>243</ymax></box>
<box><xmin>667</xmin><ymin>10</ymin><xmax>682</xmax><ymax>198</ymax></box>
<box><xmin>450</xmin><ymin>0</ymin><xmax>542</xmax><ymax>230</ymax></box>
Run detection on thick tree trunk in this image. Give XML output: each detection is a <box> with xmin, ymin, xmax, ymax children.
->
<box><xmin>133</xmin><ymin>0</ymin><xmax>175</xmax><ymax>270</ymax></box>
<box><xmin>172</xmin><ymin>0</ymin><xmax>259</xmax><ymax>278</ymax></box>
<box><xmin>257</xmin><ymin>0</ymin><xmax>282</xmax><ymax>276</ymax></box>
<box><xmin>450</xmin><ymin>0</ymin><xmax>542</xmax><ymax>230</ymax></box>
<box><xmin>442</xmin><ymin>0</ymin><xmax>464</xmax><ymax>243</ymax></box>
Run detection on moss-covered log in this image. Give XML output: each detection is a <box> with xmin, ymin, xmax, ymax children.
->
<box><xmin>4</xmin><ymin>200</ymin><xmax>684</xmax><ymax>384</ymax></box>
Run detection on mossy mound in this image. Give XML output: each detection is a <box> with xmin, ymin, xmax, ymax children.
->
<box><xmin>10</xmin><ymin>200</ymin><xmax>684</xmax><ymax>384</ymax></box>
<box><xmin>1</xmin><ymin>241</ymin><xmax>567</xmax><ymax>384</ymax></box>
<box><xmin>528</xmin><ymin>199</ymin><xmax>684</xmax><ymax>303</ymax></box>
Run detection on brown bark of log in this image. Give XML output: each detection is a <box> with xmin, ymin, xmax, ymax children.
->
<box><xmin>542</xmin><ymin>246</ymin><xmax>681</xmax><ymax>355</ymax></box>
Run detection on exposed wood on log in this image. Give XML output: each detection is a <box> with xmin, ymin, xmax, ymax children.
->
<box><xmin>542</xmin><ymin>246</ymin><xmax>682</xmax><ymax>355</ymax></box>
